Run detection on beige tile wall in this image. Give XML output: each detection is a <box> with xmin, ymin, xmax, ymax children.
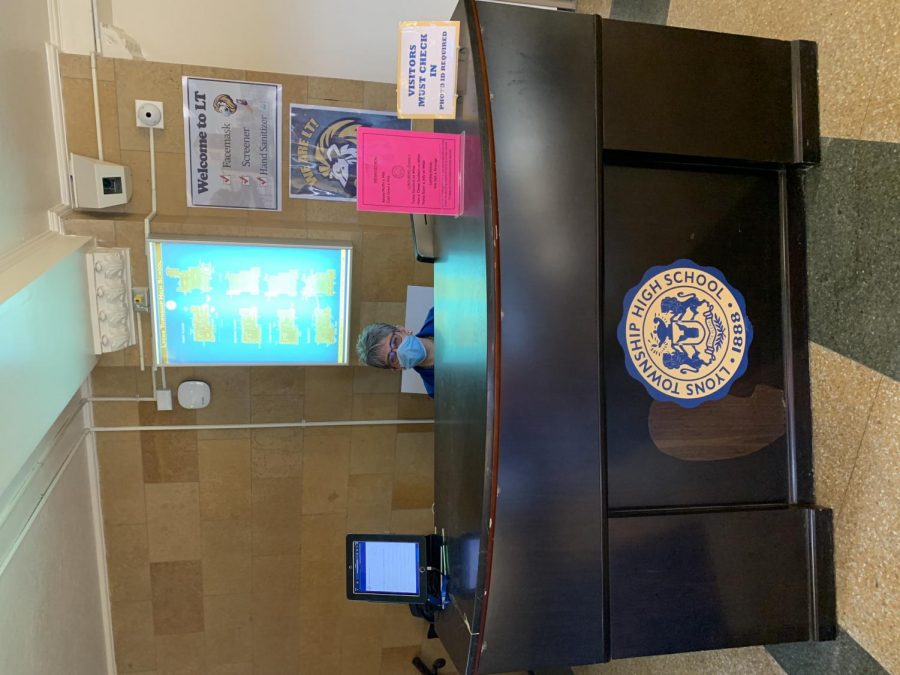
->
<box><xmin>61</xmin><ymin>54</ymin><xmax>440</xmax><ymax>674</ymax></box>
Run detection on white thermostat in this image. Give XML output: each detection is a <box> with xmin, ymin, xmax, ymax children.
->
<box><xmin>177</xmin><ymin>381</ymin><xmax>211</xmax><ymax>409</ymax></box>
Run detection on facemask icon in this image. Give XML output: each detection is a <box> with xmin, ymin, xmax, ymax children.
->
<box><xmin>397</xmin><ymin>335</ymin><xmax>427</xmax><ymax>368</ymax></box>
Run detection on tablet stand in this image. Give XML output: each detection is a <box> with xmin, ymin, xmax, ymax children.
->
<box><xmin>411</xmin><ymin>656</ymin><xmax>447</xmax><ymax>675</ymax></box>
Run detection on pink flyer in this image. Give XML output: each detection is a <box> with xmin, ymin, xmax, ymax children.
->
<box><xmin>356</xmin><ymin>127</ymin><xmax>462</xmax><ymax>215</ymax></box>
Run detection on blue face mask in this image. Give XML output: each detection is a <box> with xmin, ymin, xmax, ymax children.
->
<box><xmin>397</xmin><ymin>335</ymin><xmax>427</xmax><ymax>369</ymax></box>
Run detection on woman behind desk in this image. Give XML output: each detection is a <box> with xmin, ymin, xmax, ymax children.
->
<box><xmin>356</xmin><ymin>307</ymin><xmax>435</xmax><ymax>398</ymax></box>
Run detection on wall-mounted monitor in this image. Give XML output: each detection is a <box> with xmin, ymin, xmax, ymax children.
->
<box><xmin>148</xmin><ymin>236</ymin><xmax>352</xmax><ymax>366</ymax></box>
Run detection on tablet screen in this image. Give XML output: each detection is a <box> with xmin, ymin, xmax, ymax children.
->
<box><xmin>353</xmin><ymin>540</ymin><xmax>420</xmax><ymax>595</ymax></box>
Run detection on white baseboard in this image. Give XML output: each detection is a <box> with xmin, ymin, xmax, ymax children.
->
<box><xmin>0</xmin><ymin>393</ymin><xmax>89</xmax><ymax>575</ymax></box>
<box><xmin>46</xmin><ymin>0</ymin><xmax>62</xmax><ymax>48</ymax></box>
<box><xmin>0</xmin><ymin>382</ymin><xmax>116</xmax><ymax>675</ymax></box>
<box><xmin>82</xmin><ymin>379</ymin><xmax>116</xmax><ymax>675</ymax></box>
<box><xmin>48</xmin><ymin>204</ymin><xmax>73</xmax><ymax>233</ymax></box>
<box><xmin>45</xmin><ymin>41</ymin><xmax>72</xmax><ymax>209</ymax></box>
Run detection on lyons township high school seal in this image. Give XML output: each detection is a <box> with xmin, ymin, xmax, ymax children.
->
<box><xmin>617</xmin><ymin>259</ymin><xmax>753</xmax><ymax>408</ymax></box>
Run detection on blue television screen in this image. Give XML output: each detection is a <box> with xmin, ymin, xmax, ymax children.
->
<box><xmin>148</xmin><ymin>238</ymin><xmax>352</xmax><ymax>366</ymax></box>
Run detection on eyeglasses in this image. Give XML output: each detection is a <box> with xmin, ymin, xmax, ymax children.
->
<box><xmin>386</xmin><ymin>331</ymin><xmax>404</xmax><ymax>369</ymax></box>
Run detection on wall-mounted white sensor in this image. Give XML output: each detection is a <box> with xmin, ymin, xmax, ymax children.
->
<box><xmin>135</xmin><ymin>100</ymin><xmax>165</xmax><ymax>128</ymax></box>
<box><xmin>177</xmin><ymin>380</ymin><xmax>211</xmax><ymax>409</ymax></box>
<box><xmin>155</xmin><ymin>389</ymin><xmax>173</xmax><ymax>411</ymax></box>
<box><xmin>70</xmin><ymin>154</ymin><xmax>132</xmax><ymax>209</ymax></box>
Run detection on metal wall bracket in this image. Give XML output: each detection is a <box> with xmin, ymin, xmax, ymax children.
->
<box><xmin>411</xmin><ymin>214</ymin><xmax>437</xmax><ymax>263</ymax></box>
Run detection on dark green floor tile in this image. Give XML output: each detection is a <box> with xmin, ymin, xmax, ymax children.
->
<box><xmin>609</xmin><ymin>0</ymin><xmax>669</xmax><ymax>24</ymax></box>
<box><xmin>767</xmin><ymin>627</ymin><xmax>889</xmax><ymax>675</ymax></box>
<box><xmin>803</xmin><ymin>138</ymin><xmax>900</xmax><ymax>381</ymax></box>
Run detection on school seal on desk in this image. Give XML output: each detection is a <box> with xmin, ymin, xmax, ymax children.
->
<box><xmin>617</xmin><ymin>259</ymin><xmax>753</xmax><ymax>408</ymax></box>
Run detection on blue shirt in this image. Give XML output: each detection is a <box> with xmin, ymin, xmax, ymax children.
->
<box><xmin>414</xmin><ymin>307</ymin><xmax>435</xmax><ymax>398</ymax></box>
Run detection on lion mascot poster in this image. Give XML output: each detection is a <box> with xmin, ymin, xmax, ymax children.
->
<box><xmin>290</xmin><ymin>104</ymin><xmax>411</xmax><ymax>201</ymax></box>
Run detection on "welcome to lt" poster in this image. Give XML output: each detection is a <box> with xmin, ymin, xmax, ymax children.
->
<box><xmin>183</xmin><ymin>77</ymin><xmax>281</xmax><ymax>211</ymax></box>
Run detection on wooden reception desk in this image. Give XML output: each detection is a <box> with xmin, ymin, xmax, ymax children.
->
<box><xmin>426</xmin><ymin>2</ymin><xmax>835</xmax><ymax>672</ymax></box>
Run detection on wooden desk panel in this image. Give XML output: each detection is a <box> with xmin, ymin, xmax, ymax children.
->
<box><xmin>603</xmin><ymin>162</ymin><xmax>792</xmax><ymax>509</ymax></box>
<box><xmin>609</xmin><ymin>508</ymin><xmax>836</xmax><ymax>658</ymax></box>
<box><xmin>477</xmin><ymin>3</ymin><xmax>606</xmax><ymax>672</ymax></box>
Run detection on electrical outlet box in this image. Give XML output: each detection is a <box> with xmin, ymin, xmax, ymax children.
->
<box><xmin>155</xmin><ymin>389</ymin><xmax>173</xmax><ymax>411</ymax></box>
<box><xmin>132</xmin><ymin>287</ymin><xmax>150</xmax><ymax>313</ymax></box>
<box><xmin>70</xmin><ymin>153</ymin><xmax>133</xmax><ymax>209</ymax></box>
